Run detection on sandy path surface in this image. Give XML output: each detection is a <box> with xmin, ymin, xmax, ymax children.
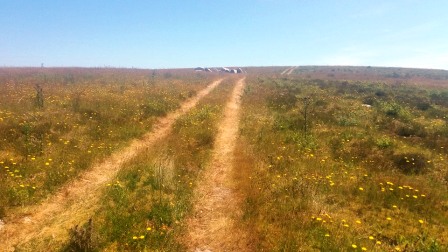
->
<box><xmin>287</xmin><ymin>66</ymin><xmax>297</xmax><ymax>75</ymax></box>
<box><xmin>185</xmin><ymin>78</ymin><xmax>249</xmax><ymax>252</ymax></box>
<box><xmin>0</xmin><ymin>79</ymin><xmax>223</xmax><ymax>252</ymax></box>
<box><xmin>281</xmin><ymin>67</ymin><xmax>293</xmax><ymax>75</ymax></box>
<box><xmin>280</xmin><ymin>67</ymin><xmax>292</xmax><ymax>75</ymax></box>
<box><xmin>281</xmin><ymin>66</ymin><xmax>297</xmax><ymax>75</ymax></box>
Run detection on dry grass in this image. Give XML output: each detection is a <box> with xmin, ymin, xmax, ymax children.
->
<box><xmin>0</xmin><ymin>68</ymin><xmax>215</xmax><ymax>212</ymax></box>
<box><xmin>0</xmin><ymin>68</ymin><xmax>219</xmax><ymax>250</ymax></box>
<box><xmin>2</xmin><ymin>67</ymin><xmax>448</xmax><ymax>251</ymax></box>
<box><xmin>59</xmin><ymin>77</ymin><xmax>237</xmax><ymax>251</ymax></box>
<box><xmin>185</xmin><ymin>78</ymin><xmax>250</xmax><ymax>251</ymax></box>
<box><xmin>236</xmin><ymin>76</ymin><xmax>448</xmax><ymax>251</ymax></box>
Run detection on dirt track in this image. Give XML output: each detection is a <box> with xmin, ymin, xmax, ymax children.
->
<box><xmin>0</xmin><ymin>79</ymin><xmax>223</xmax><ymax>252</ymax></box>
<box><xmin>185</xmin><ymin>78</ymin><xmax>249</xmax><ymax>251</ymax></box>
<box><xmin>281</xmin><ymin>66</ymin><xmax>297</xmax><ymax>75</ymax></box>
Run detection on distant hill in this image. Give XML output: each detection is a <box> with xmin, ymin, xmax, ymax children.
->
<box><xmin>246</xmin><ymin>66</ymin><xmax>448</xmax><ymax>86</ymax></box>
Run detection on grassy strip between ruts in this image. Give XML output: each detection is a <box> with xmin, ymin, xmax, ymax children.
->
<box><xmin>59</xmin><ymin>77</ymin><xmax>237</xmax><ymax>251</ymax></box>
<box><xmin>237</xmin><ymin>76</ymin><xmax>448</xmax><ymax>251</ymax></box>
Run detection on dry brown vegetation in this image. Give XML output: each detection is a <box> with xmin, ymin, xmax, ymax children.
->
<box><xmin>1</xmin><ymin>66</ymin><xmax>447</xmax><ymax>251</ymax></box>
<box><xmin>237</xmin><ymin>70</ymin><xmax>448</xmax><ymax>251</ymax></box>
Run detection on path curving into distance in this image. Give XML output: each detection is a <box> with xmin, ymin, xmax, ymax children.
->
<box><xmin>185</xmin><ymin>78</ymin><xmax>250</xmax><ymax>252</ymax></box>
<box><xmin>0</xmin><ymin>79</ymin><xmax>224</xmax><ymax>252</ymax></box>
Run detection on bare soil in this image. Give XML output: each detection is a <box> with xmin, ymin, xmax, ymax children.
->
<box><xmin>281</xmin><ymin>66</ymin><xmax>297</xmax><ymax>75</ymax></box>
<box><xmin>0</xmin><ymin>79</ymin><xmax>223</xmax><ymax>252</ymax></box>
<box><xmin>286</xmin><ymin>66</ymin><xmax>297</xmax><ymax>75</ymax></box>
<box><xmin>185</xmin><ymin>78</ymin><xmax>250</xmax><ymax>251</ymax></box>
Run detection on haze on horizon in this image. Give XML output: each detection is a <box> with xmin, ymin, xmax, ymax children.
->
<box><xmin>1</xmin><ymin>0</ymin><xmax>447</xmax><ymax>70</ymax></box>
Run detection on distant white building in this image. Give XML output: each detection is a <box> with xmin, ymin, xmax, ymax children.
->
<box><xmin>221</xmin><ymin>67</ymin><xmax>231</xmax><ymax>72</ymax></box>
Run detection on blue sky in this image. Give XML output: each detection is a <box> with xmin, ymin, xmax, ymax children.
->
<box><xmin>1</xmin><ymin>0</ymin><xmax>447</xmax><ymax>69</ymax></box>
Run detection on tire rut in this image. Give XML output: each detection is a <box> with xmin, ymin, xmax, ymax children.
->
<box><xmin>185</xmin><ymin>77</ymin><xmax>249</xmax><ymax>251</ymax></box>
<box><xmin>281</xmin><ymin>66</ymin><xmax>297</xmax><ymax>75</ymax></box>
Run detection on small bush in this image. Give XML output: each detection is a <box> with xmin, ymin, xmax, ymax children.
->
<box><xmin>362</xmin><ymin>96</ymin><xmax>376</xmax><ymax>106</ymax></box>
<box><xmin>396</xmin><ymin>123</ymin><xmax>427</xmax><ymax>137</ymax></box>
<box><xmin>416</xmin><ymin>102</ymin><xmax>431</xmax><ymax>111</ymax></box>
<box><xmin>396</xmin><ymin>126</ymin><xmax>416</xmax><ymax>137</ymax></box>
<box><xmin>392</xmin><ymin>153</ymin><xmax>430</xmax><ymax>174</ymax></box>
<box><xmin>375</xmin><ymin>137</ymin><xmax>393</xmax><ymax>149</ymax></box>
<box><xmin>383</xmin><ymin>102</ymin><xmax>401</xmax><ymax>117</ymax></box>
<box><xmin>375</xmin><ymin>90</ymin><xmax>387</xmax><ymax>97</ymax></box>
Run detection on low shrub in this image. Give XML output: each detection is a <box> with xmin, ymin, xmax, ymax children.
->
<box><xmin>416</xmin><ymin>102</ymin><xmax>431</xmax><ymax>111</ymax></box>
<box><xmin>396</xmin><ymin>123</ymin><xmax>427</xmax><ymax>137</ymax></box>
<box><xmin>392</xmin><ymin>153</ymin><xmax>430</xmax><ymax>174</ymax></box>
<box><xmin>375</xmin><ymin>136</ymin><xmax>393</xmax><ymax>149</ymax></box>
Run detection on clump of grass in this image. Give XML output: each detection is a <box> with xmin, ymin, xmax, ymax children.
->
<box><xmin>64</xmin><ymin>219</ymin><xmax>96</xmax><ymax>252</ymax></box>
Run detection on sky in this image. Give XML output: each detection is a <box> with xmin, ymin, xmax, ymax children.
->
<box><xmin>1</xmin><ymin>0</ymin><xmax>448</xmax><ymax>69</ymax></box>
